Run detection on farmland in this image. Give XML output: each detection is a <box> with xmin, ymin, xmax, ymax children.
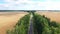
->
<box><xmin>0</xmin><ymin>11</ymin><xmax>60</xmax><ymax>34</ymax></box>
<box><xmin>0</xmin><ymin>12</ymin><xmax>28</xmax><ymax>34</ymax></box>
<box><xmin>36</xmin><ymin>11</ymin><xmax>60</xmax><ymax>23</ymax></box>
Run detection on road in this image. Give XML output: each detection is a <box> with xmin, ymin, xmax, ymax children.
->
<box><xmin>28</xmin><ymin>14</ymin><xmax>34</xmax><ymax>34</ymax></box>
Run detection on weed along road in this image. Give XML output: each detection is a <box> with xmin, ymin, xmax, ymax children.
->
<box><xmin>28</xmin><ymin>14</ymin><xmax>34</xmax><ymax>34</ymax></box>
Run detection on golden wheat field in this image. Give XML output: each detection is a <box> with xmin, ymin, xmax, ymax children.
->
<box><xmin>0</xmin><ymin>12</ymin><xmax>28</xmax><ymax>34</ymax></box>
<box><xmin>36</xmin><ymin>11</ymin><xmax>60</xmax><ymax>23</ymax></box>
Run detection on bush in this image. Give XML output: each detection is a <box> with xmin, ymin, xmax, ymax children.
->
<box><xmin>7</xmin><ymin>14</ymin><xmax>30</xmax><ymax>34</ymax></box>
<box><xmin>32</xmin><ymin>13</ymin><xmax>60</xmax><ymax>34</ymax></box>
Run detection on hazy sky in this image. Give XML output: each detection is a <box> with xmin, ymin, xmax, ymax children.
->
<box><xmin>0</xmin><ymin>0</ymin><xmax>60</xmax><ymax>10</ymax></box>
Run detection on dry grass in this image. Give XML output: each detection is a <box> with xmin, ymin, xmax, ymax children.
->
<box><xmin>0</xmin><ymin>12</ymin><xmax>28</xmax><ymax>34</ymax></box>
<box><xmin>36</xmin><ymin>11</ymin><xmax>60</xmax><ymax>23</ymax></box>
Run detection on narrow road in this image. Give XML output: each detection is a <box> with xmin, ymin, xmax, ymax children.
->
<box><xmin>28</xmin><ymin>14</ymin><xmax>34</xmax><ymax>34</ymax></box>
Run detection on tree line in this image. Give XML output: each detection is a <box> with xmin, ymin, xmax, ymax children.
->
<box><xmin>32</xmin><ymin>12</ymin><xmax>60</xmax><ymax>34</ymax></box>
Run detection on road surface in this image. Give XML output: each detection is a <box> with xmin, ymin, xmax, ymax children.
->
<box><xmin>28</xmin><ymin>14</ymin><xmax>34</xmax><ymax>34</ymax></box>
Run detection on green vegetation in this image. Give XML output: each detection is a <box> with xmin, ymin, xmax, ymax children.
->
<box><xmin>7</xmin><ymin>12</ymin><xmax>60</xmax><ymax>34</ymax></box>
<box><xmin>7</xmin><ymin>14</ymin><xmax>30</xmax><ymax>34</ymax></box>
<box><xmin>32</xmin><ymin>12</ymin><xmax>60</xmax><ymax>34</ymax></box>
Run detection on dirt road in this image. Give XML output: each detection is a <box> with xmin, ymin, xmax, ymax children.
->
<box><xmin>28</xmin><ymin>14</ymin><xmax>34</xmax><ymax>34</ymax></box>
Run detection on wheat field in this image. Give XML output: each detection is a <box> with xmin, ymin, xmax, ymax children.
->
<box><xmin>36</xmin><ymin>11</ymin><xmax>60</xmax><ymax>23</ymax></box>
<box><xmin>0</xmin><ymin>12</ymin><xmax>28</xmax><ymax>34</ymax></box>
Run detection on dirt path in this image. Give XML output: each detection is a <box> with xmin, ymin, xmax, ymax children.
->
<box><xmin>28</xmin><ymin>14</ymin><xmax>34</xmax><ymax>34</ymax></box>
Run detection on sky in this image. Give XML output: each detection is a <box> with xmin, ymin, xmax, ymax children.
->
<box><xmin>0</xmin><ymin>0</ymin><xmax>60</xmax><ymax>10</ymax></box>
